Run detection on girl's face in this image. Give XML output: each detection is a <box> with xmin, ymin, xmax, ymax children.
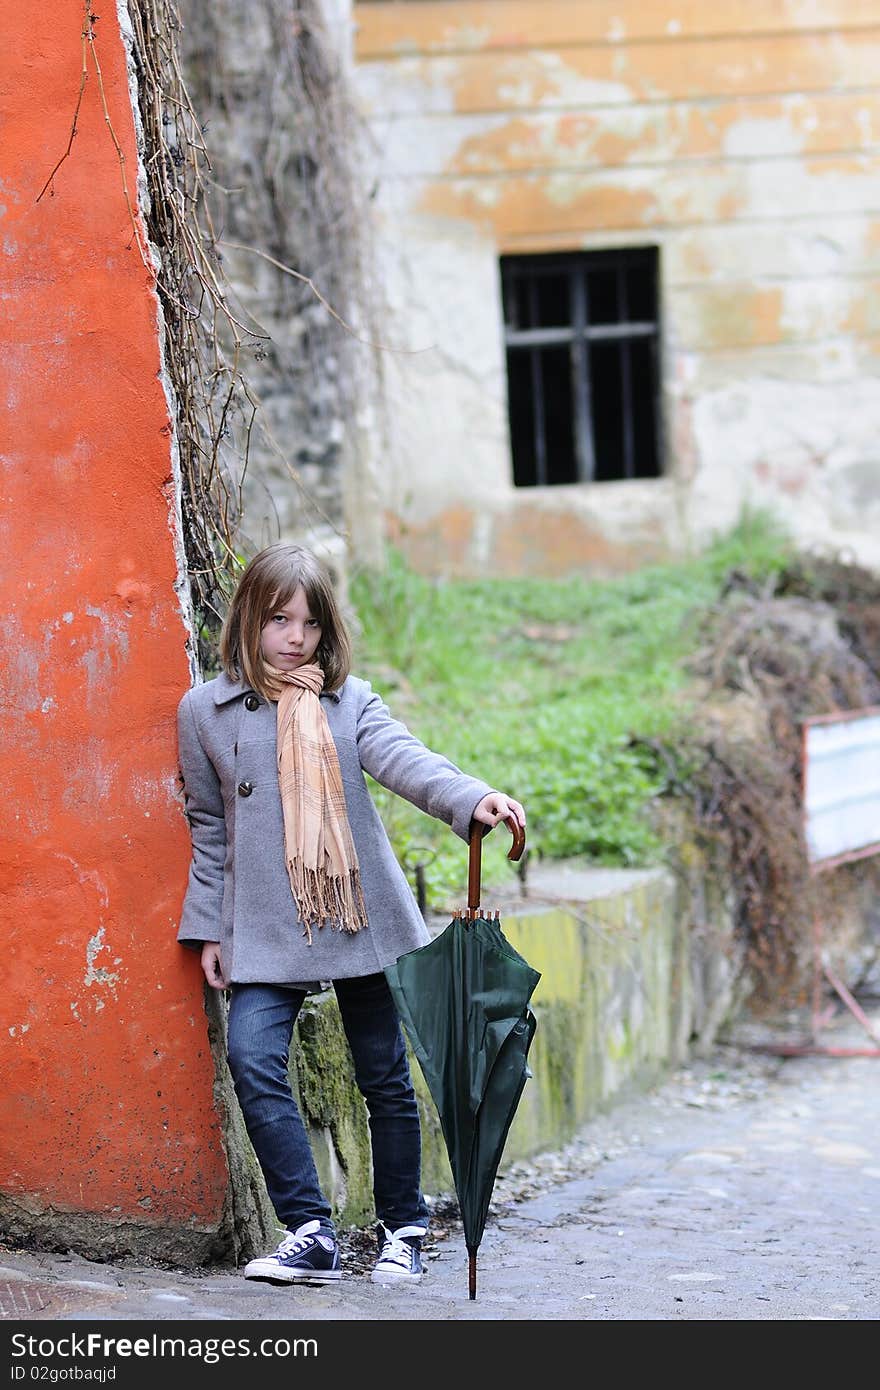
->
<box><xmin>260</xmin><ymin>586</ymin><xmax>322</xmax><ymax>670</ymax></box>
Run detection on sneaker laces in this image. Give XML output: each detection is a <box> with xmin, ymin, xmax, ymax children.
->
<box><xmin>275</xmin><ymin>1220</ymin><xmax>324</xmax><ymax>1258</ymax></box>
<box><xmin>377</xmin><ymin>1224</ymin><xmax>423</xmax><ymax>1269</ymax></box>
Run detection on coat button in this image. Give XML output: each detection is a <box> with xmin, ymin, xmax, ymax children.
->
<box><xmin>237</xmin><ymin>781</ymin><xmax>254</xmax><ymax>797</ymax></box>
<box><xmin>244</xmin><ymin>695</ymin><xmax>260</xmax><ymax>711</ymax></box>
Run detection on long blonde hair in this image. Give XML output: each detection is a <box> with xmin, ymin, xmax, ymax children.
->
<box><xmin>219</xmin><ymin>543</ymin><xmax>352</xmax><ymax>698</ymax></box>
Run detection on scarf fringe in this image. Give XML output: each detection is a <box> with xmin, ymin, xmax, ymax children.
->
<box><xmin>287</xmin><ymin>858</ymin><xmax>369</xmax><ymax>946</ymax></box>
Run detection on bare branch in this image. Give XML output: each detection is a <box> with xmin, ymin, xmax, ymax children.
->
<box><xmin>219</xmin><ymin>240</ymin><xmax>432</xmax><ymax>356</ymax></box>
<box><xmin>35</xmin><ymin>2</ymin><xmax>91</xmax><ymax>203</ymax></box>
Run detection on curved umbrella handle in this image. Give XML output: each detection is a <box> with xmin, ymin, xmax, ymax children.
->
<box><xmin>468</xmin><ymin>815</ymin><xmax>526</xmax><ymax>914</ymax></box>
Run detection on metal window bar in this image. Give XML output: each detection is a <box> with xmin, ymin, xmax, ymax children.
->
<box><xmin>618</xmin><ymin>264</ymin><xmax>635</xmax><ymax>480</ymax></box>
<box><xmin>571</xmin><ymin>268</ymin><xmax>595</xmax><ymax>482</ymax></box>
<box><xmin>650</xmin><ymin>325</ymin><xmax>663</xmax><ymax>479</ymax></box>
<box><xmin>502</xmin><ymin>274</ymin><xmax>516</xmax><ymax>334</ymax></box>
<box><xmin>528</xmin><ymin>278</ymin><xmax>548</xmax><ymax>486</ymax></box>
<box><xmin>505</xmin><ymin>323</ymin><xmax>656</xmax><ymax>347</ymax></box>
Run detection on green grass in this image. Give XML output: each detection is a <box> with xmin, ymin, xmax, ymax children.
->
<box><xmin>347</xmin><ymin>510</ymin><xmax>795</xmax><ymax>909</ymax></box>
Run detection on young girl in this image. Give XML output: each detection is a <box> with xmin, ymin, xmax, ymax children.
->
<box><xmin>176</xmin><ymin>542</ymin><xmax>525</xmax><ymax>1287</ymax></box>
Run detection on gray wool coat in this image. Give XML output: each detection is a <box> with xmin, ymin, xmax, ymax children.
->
<box><xmin>176</xmin><ymin>670</ymin><xmax>493</xmax><ymax>986</ymax></box>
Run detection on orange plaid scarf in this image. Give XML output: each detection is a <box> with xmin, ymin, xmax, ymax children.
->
<box><xmin>263</xmin><ymin>662</ymin><xmax>368</xmax><ymax>943</ymax></box>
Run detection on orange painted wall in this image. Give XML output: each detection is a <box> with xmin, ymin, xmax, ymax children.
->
<box><xmin>0</xmin><ymin>4</ymin><xmax>229</xmax><ymax>1241</ymax></box>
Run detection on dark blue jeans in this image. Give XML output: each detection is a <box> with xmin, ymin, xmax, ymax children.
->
<box><xmin>226</xmin><ymin>973</ymin><xmax>429</xmax><ymax>1237</ymax></box>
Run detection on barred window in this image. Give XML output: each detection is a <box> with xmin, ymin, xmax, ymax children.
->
<box><xmin>500</xmin><ymin>248</ymin><xmax>662</xmax><ymax>487</ymax></box>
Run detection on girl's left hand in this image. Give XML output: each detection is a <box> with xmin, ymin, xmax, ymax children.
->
<box><xmin>472</xmin><ymin>791</ymin><xmax>526</xmax><ymax>831</ymax></box>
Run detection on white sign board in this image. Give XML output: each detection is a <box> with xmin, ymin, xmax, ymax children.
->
<box><xmin>803</xmin><ymin>708</ymin><xmax>880</xmax><ymax>870</ymax></box>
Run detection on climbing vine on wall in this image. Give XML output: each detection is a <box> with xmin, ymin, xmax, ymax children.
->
<box><xmin>123</xmin><ymin>0</ymin><xmax>257</xmax><ymax>666</ymax></box>
<box><xmin>125</xmin><ymin>0</ymin><xmax>387</xmax><ymax>670</ymax></box>
<box><xmin>174</xmin><ymin>0</ymin><xmax>389</xmax><ymax>558</ymax></box>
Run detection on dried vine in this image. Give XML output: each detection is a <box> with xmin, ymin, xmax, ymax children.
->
<box><xmin>123</xmin><ymin>0</ymin><xmax>387</xmax><ymax>668</ymax></box>
<box><xmin>38</xmin><ymin>1</ymin><xmax>150</xmax><ymax>270</ymax></box>
<box><xmin>172</xmin><ymin>0</ymin><xmax>393</xmax><ymax>569</ymax></box>
<box><xmin>123</xmin><ymin>0</ymin><xmax>258</xmax><ymax>665</ymax></box>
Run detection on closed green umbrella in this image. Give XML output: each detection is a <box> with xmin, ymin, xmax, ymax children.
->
<box><xmin>385</xmin><ymin>818</ymin><xmax>540</xmax><ymax>1299</ymax></box>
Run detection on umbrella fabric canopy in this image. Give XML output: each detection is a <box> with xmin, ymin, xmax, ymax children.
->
<box><xmin>385</xmin><ymin>818</ymin><xmax>540</xmax><ymax>1299</ymax></box>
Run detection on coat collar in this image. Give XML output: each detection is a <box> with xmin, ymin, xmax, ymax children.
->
<box><xmin>210</xmin><ymin>670</ymin><xmax>342</xmax><ymax>704</ymax></box>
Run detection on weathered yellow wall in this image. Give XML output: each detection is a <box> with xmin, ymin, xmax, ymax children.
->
<box><xmin>353</xmin><ymin>1</ymin><xmax>880</xmax><ymax>576</ymax></box>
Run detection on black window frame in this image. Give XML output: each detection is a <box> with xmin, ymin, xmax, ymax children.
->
<box><xmin>500</xmin><ymin>247</ymin><xmax>663</xmax><ymax>487</ymax></box>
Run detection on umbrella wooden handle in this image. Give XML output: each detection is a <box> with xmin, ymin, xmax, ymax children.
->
<box><xmin>468</xmin><ymin>816</ymin><xmax>526</xmax><ymax>912</ymax></box>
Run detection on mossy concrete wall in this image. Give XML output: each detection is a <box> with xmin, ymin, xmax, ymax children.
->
<box><xmin>284</xmin><ymin>864</ymin><xmax>731</xmax><ymax>1232</ymax></box>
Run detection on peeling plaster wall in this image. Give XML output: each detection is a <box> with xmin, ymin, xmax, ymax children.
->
<box><xmin>352</xmin><ymin>1</ymin><xmax>880</xmax><ymax>576</ymax></box>
<box><xmin>0</xmin><ymin>1</ymin><xmax>231</xmax><ymax>1259</ymax></box>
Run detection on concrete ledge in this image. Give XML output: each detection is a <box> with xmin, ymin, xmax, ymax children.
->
<box><xmin>292</xmin><ymin>862</ymin><xmax>730</xmax><ymax>1232</ymax></box>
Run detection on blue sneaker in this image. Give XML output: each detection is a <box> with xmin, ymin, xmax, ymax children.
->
<box><xmin>243</xmin><ymin>1220</ymin><xmax>341</xmax><ymax>1284</ymax></box>
<box><xmin>371</xmin><ymin>1223</ymin><xmax>425</xmax><ymax>1284</ymax></box>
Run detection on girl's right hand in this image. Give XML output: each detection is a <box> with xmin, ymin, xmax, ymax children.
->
<box><xmin>201</xmin><ymin>942</ymin><xmax>228</xmax><ymax>990</ymax></box>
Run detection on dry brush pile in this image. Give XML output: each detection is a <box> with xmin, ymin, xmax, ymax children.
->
<box><xmin>654</xmin><ymin>556</ymin><xmax>880</xmax><ymax>1009</ymax></box>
